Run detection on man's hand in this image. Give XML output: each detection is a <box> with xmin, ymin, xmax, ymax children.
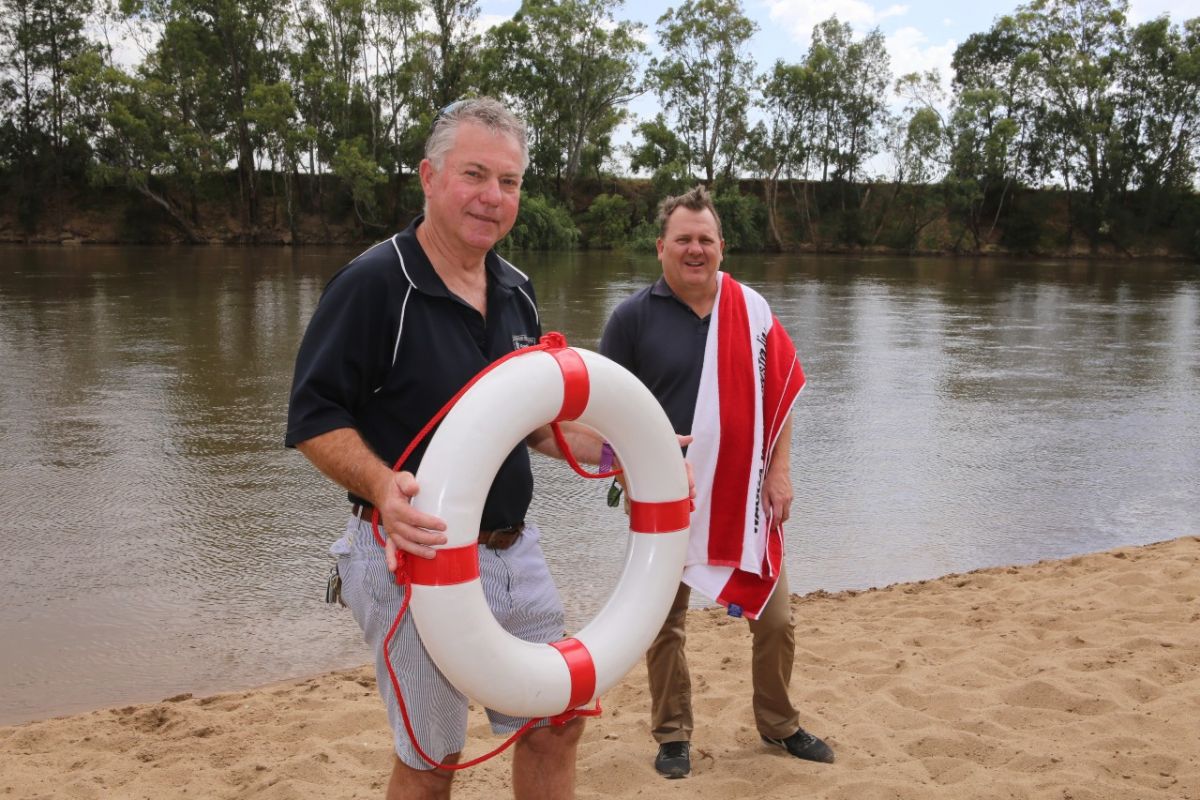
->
<box><xmin>377</xmin><ymin>470</ymin><xmax>447</xmax><ymax>570</ymax></box>
<box><xmin>678</xmin><ymin>434</ymin><xmax>696</xmax><ymax>501</ymax></box>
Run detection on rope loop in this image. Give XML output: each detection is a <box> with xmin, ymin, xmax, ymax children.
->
<box><xmin>367</xmin><ymin>333</ymin><xmax>606</xmax><ymax>770</ymax></box>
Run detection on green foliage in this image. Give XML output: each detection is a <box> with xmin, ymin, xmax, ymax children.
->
<box><xmin>648</xmin><ymin>0</ymin><xmax>757</xmax><ymax>183</ymax></box>
<box><xmin>505</xmin><ymin>193</ymin><xmax>580</xmax><ymax>250</ymax></box>
<box><xmin>1000</xmin><ymin>192</ymin><xmax>1049</xmax><ymax>253</ymax></box>
<box><xmin>629</xmin><ymin>115</ymin><xmax>694</xmax><ymax>198</ymax></box>
<box><xmin>0</xmin><ymin>0</ymin><xmax>1198</xmax><ymax>255</ymax></box>
<box><xmin>807</xmin><ymin>18</ymin><xmax>891</xmax><ymax>184</ymax></box>
<box><xmin>481</xmin><ymin>0</ymin><xmax>644</xmax><ymax>191</ymax></box>
<box><xmin>626</xmin><ymin>219</ymin><xmax>660</xmax><ymax>252</ymax></box>
<box><xmin>331</xmin><ymin>137</ymin><xmax>386</xmax><ymax>228</ymax></box>
<box><xmin>712</xmin><ymin>188</ymin><xmax>766</xmax><ymax>251</ymax></box>
<box><xmin>580</xmin><ymin>192</ymin><xmax>631</xmax><ymax>249</ymax></box>
<box><xmin>835</xmin><ymin>207</ymin><xmax>866</xmax><ymax>247</ymax></box>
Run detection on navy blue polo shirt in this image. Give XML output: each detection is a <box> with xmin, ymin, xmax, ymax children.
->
<box><xmin>599</xmin><ymin>277</ymin><xmax>709</xmax><ymax>437</ymax></box>
<box><xmin>286</xmin><ymin>216</ymin><xmax>542</xmax><ymax>529</ymax></box>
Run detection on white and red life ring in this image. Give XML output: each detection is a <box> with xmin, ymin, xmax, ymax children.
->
<box><xmin>407</xmin><ymin>340</ymin><xmax>691</xmax><ymax>719</ymax></box>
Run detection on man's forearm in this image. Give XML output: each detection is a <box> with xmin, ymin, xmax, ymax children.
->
<box><xmin>526</xmin><ymin>422</ymin><xmax>606</xmax><ymax>464</ymax></box>
<box><xmin>296</xmin><ymin>427</ymin><xmax>394</xmax><ymax>506</ymax></box>
<box><xmin>768</xmin><ymin>415</ymin><xmax>793</xmax><ymax>474</ymax></box>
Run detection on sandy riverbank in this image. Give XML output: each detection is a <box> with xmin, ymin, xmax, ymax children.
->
<box><xmin>3</xmin><ymin>536</ymin><xmax>1197</xmax><ymax>799</ymax></box>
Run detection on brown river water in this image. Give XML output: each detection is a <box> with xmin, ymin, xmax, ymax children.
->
<box><xmin>1</xmin><ymin>244</ymin><xmax>1197</xmax><ymax>724</ymax></box>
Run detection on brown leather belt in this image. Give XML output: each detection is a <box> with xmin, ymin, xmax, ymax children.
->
<box><xmin>352</xmin><ymin>504</ymin><xmax>523</xmax><ymax>551</ymax></box>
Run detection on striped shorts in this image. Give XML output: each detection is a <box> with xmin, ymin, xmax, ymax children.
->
<box><xmin>333</xmin><ymin>517</ymin><xmax>566</xmax><ymax>769</ymax></box>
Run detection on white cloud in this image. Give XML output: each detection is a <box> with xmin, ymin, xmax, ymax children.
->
<box><xmin>1127</xmin><ymin>0</ymin><xmax>1200</xmax><ymax>24</ymax></box>
<box><xmin>474</xmin><ymin>13</ymin><xmax>510</xmax><ymax>34</ymax></box>
<box><xmin>767</xmin><ymin>0</ymin><xmax>908</xmax><ymax>48</ymax></box>
<box><xmin>887</xmin><ymin>26</ymin><xmax>956</xmax><ymax>85</ymax></box>
<box><xmin>884</xmin><ymin>26</ymin><xmax>957</xmax><ymax>118</ymax></box>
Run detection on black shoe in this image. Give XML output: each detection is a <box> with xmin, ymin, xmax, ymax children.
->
<box><xmin>654</xmin><ymin>741</ymin><xmax>691</xmax><ymax>778</ymax></box>
<box><xmin>761</xmin><ymin>728</ymin><xmax>835</xmax><ymax>763</ymax></box>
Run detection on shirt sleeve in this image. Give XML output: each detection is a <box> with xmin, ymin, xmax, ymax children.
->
<box><xmin>285</xmin><ymin>264</ymin><xmax>392</xmax><ymax>448</ymax></box>
<box><xmin>599</xmin><ymin>298</ymin><xmax>637</xmax><ymax>373</ymax></box>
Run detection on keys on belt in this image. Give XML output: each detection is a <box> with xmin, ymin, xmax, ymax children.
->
<box><xmin>352</xmin><ymin>504</ymin><xmax>523</xmax><ymax>551</ymax></box>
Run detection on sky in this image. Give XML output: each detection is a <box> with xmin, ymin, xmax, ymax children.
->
<box><xmin>480</xmin><ymin>0</ymin><xmax>1200</xmax><ymax>84</ymax></box>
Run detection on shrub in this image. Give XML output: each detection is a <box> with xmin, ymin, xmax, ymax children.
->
<box><xmin>1000</xmin><ymin>192</ymin><xmax>1047</xmax><ymax>254</ymax></box>
<box><xmin>580</xmin><ymin>193</ymin><xmax>632</xmax><ymax>249</ymax></box>
<box><xmin>711</xmin><ymin>189</ymin><xmax>767</xmax><ymax>252</ymax></box>
<box><xmin>505</xmin><ymin>193</ymin><xmax>579</xmax><ymax>250</ymax></box>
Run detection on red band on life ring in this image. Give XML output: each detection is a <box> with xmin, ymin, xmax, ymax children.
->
<box><xmin>547</xmin><ymin>347</ymin><xmax>589</xmax><ymax>422</ymax></box>
<box><xmin>629</xmin><ymin>498</ymin><xmax>692</xmax><ymax>533</ymax></box>
<box><xmin>408</xmin><ymin>545</ymin><xmax>480</xmax><ymax>586</ymax></box>
<box><xmin>549</xmin><ymin>638</ymin><xmax>596</xmax><ymax>711</ymax></box>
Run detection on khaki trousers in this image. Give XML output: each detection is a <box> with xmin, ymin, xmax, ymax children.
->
<box><xmin>647</xmin><ymin>564</ymin><xmax>800</xmax><ymax>743</ymax></box>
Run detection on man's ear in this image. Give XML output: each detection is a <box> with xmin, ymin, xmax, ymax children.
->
<box><xmin>418</xmin><ymin>159</ymin><xmax>434</xmax><ymax>194</ymax></box>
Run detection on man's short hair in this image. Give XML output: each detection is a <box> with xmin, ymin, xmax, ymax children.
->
<box><xmin>657</xmin><ymin>184</ymin><xmax>723</xmax><ymax>239</ymax></box>
<box><xmin>425</xmin><ymin>97</ymin><xmax>529</xmax><ymax>173</ymax></box>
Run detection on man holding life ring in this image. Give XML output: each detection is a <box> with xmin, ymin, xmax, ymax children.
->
<box><xmin>286</xmin><ymin>98</ymin><xmax>609</xmax><ymax>800</ymax></box>
<box><xmin>600</xmin><ymin>185</ymin><xmax>835</xmax><ymax>779</ymax></box>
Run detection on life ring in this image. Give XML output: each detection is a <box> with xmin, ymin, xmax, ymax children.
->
<box><xmin>406</xmin><ymin>340</ymin><xmax>691</xmax><ymax>718</ymax></box>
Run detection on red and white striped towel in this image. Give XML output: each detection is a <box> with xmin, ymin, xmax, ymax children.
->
<box><xmin>683</xmin><ymin>272</ymin><xmax>805</xmax><ymax>619</ymax></box>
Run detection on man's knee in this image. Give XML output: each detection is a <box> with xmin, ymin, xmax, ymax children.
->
<box><xmin>518</xmin><ymin>718</ymin><xmax>586</xmax><ymax>757</ymax></box>
<box><xmin>389</xmin><ymin>751</ymin><xmax>459</xmax><ymax>798</ymax></box>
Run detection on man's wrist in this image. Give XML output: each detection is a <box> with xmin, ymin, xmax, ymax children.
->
<box><xmin>599</xmin><ymin>441</ymin><xmax>614</xmax><ymax>473</ymax></box>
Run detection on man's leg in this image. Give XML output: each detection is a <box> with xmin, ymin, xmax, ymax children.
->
<box><xmin>647</xmin><ymin>581</ymin><xmax>694</xmax><ymax>743</ymax></box>
<box><xmin>512</xmin><ymin>717</ymin><xmax>585</xmax><ymax>800</ymax></box>
<box><xmin>747</xmin><ymin>564</ymin><xmax>800</xmax><ymax>737</ymax></box>
<box><xmin>338</xmin><ymin>519</ymin><xmax>471</xmax><ymax>793</ymax></box>
<box><xmin>386</xmin><ymin>752</ymin><xmax>460</xmax><ymax>800</ymax></box>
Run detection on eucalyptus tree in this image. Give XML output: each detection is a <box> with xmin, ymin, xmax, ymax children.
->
<box><xmin>880</xmin><ymin>71</ymin><xmax>951</xmax><ymax>248</ymax></box>
<box><xmin>647</xmin><ymin>0</ymin><xmax>757</xmax><ymax>184</ymax></box>
<box><xmin>245</xmin><ymin>80</ymin><xmax>310</xmax><ymax>236</ymax></box>
<box><xmin>0</xmin><ymin>0</ymin><xmax>96</xmax><ymax>227</ymax></box>
<box><xmin>757</xmin><ymin>60</ymin><xmax>819</xmax><ymax>246</ymax></box>
<box><xmin>0</xmin><ymin>0</ymin><xmax>46</xmax><ymax>225</ymax></box>
<box><xmin>1011</xmin><ymin>0</ymin><xmax>1132</xmax><ymax>244</ymax></box>
<box><xmin>70</xmin><ymin>50</ymin><xmax>215</xmax><ymax>240</ymax></box>
<box><xmin>948</xmin><ymin>19</ymin><xmax>1034</xmax><ymax>248</ymax></box>
<box><xmin>121</xmin><ymin>0</ymin><xmax>291</xmax><ymax>230</ymax></box>
<box><xmin>366</xmin><ymin>0</ymin><xmax>425</xmax><ymax>183</ymax></box>
<box><xmin>1121</xmin><ymin>16</ymin><xmax>1200</xmax><ymax>221</ymax></box>
<box><xmin>628</xmin><ymin>112</ymin><xmax>692</xmax><ymax>197</ymax></box>
<box><xmin>805</xmin><ymin>17</ymin><xmax>890</xmax><ymax>190</ymax></box>
<box><xmin>425</xmin><ymin>0</ymin><xmax>479</xmax><ymax>108</ymax></box>
<box><xmin>482</xmin><ymin>0</ymin><xmax>644</xmax><ymax>193</ymax></box>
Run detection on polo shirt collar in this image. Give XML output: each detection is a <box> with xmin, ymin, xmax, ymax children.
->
<box><xmin>398</xmin><ymin>215</ymin><xmax>528</xmax><ymax>297</ymax></box>
<box><xmin>651</xmin><ymin>276</ymin><xmax>676</xmax><ymax>298</ymax></box>
<box><xmin>651</xmin><ymin>275</ymin><xmax>716</xmax><ymax>319</ymax></box>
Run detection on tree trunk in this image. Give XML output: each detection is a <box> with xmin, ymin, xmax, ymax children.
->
<box><xmin>136</xmin><ymin>182</ymin><xmax>209</xmax><ymax>243</ymax></box>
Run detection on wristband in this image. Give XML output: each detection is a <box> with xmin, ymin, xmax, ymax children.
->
<box><xmin>598</xmin><ymin>442</ymin><xmax>614</xmax><ymax>473</ymax></box>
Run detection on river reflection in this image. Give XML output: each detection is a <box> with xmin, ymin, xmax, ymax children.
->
<box><xmin>1</xmin><ymin>244</ymin><xmax>1197</xmax><ymax>725</ymax></box>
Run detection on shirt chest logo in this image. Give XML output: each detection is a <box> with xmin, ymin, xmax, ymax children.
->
<box><xmin>512</xmin><ymin>333</ymin><xmax>537</xmax><ymax>350</ymax></box>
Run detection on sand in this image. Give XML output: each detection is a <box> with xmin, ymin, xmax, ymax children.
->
<box><xmin>3</xmin><ymin>536</ymin><xmax>1197</xmax><ymax>800</ymax></box>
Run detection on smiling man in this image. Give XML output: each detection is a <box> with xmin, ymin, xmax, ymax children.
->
<box><xmin>286</xmin><ymin>98</ymin><xmax>593</xmax><ymax>800</ymax></box>
<box><xmin>600</xmin><ymin>185</ymin><xmax>834</xmax><ymax>779</ymax></box>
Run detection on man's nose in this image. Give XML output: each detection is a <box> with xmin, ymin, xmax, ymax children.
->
<box><xmin>479</xmin><ymin>177</ymin><xmax>502</xmax><ymax>205</ymax></box>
